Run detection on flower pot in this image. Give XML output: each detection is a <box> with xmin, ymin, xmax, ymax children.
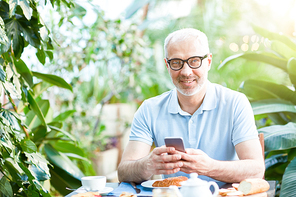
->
<box><xmin>91</xmin><ymin>148</ymin><xmax>119</xmax><ymax>176</ymax></box>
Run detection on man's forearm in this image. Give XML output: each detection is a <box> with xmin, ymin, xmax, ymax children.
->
<box><xmin>207</xmin><ymin>159</ymin><xmax>265</xmax><ymax>183</ymax></box>
<box><xmin>118</xmin><ymin>157</ymin><xmax>153</xmax><ymax>183</ymax></box>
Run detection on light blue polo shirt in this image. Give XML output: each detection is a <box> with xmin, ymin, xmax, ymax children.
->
<box><xmin>130</xmin><ymin>81</ymin><xmax>258</xmax><ymax>183</ymax></box>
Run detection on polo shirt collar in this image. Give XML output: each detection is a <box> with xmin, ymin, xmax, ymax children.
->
<box><xmin>168</xmin><ymin>80</ymin><xmax>217</xmax><ymax>115</ymax></box>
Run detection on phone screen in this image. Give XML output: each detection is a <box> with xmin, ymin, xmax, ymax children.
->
<box><xmin>164</xmin><ymin>137</ymin><xmax>185</xmax><ymax>152</ymax></box>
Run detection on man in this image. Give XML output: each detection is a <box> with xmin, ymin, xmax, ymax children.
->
<box><xmin>117</xmin><ymin>28</ymin><xmax>265</xmax><ymax>185</ymax></box>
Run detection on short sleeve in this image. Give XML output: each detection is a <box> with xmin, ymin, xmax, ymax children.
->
<box><xmin>129</xmin><ymin>100</ymin><xmax>154</xmax><ymax>146</ymax></box>
<box><xmin>232</xmin><ymin>93</ymin><xmax>258</xmax><ymax>146</ymax></box>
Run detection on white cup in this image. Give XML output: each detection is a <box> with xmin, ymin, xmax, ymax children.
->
<box><xmin>81</xmin><ymin>176</ymin><xmax>106</xmax><ymax>191</ymax></box>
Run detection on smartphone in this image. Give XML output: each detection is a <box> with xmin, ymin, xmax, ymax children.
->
<box><xmin>164</xmin><ymin>137</ymin><xmax>186</xmax><ymax>152</ymax></box>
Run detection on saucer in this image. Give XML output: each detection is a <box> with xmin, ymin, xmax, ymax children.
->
<box><xmin>82</xmin><ymin>187</ymin><xmax>113</xmax><ymax>194</ymax></box>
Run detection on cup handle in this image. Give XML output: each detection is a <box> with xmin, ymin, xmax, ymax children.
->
<box><xmin>208</xmin><ymin>181</ymin><xmax>219</xmax><ymax>197</ymax></box>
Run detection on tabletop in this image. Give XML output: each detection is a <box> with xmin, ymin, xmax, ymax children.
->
<box><xmin>65</xmin><ymin>180</ymin><xmax>276</xmax><ymax>197</ymax></box>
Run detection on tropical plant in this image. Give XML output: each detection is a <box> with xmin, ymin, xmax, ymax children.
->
<box><xmin>219</xmin><ymin>26</ymin><xmax>296</xmax><ymax>197</ymax></box>
<box><xmin>0</xmin><ymin>0</ymin><xmax>92</xmax><ymax>196</ymax></box>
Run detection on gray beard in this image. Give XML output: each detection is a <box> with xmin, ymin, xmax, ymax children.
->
<box><xmin>176</xmin><ymin>78</ymin><xmax>206</xmax><ymax>96</ymax></box>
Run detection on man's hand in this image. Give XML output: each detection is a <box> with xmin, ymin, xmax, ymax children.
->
<box><xmin>178</xmin><ymin>148</ymin><xmax>214</xmax><ymax>175</ymax></box>
<box><xmin>145</xmin><ymin>146</ymin><xmax>184</xmax><ymax>176</ymax></box>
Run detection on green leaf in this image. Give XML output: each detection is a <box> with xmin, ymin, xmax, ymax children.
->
<box><xmin>0</xmin><ymin>66</ymin><xmax>6</xmax><ymax>82</ymax></box>
<box><xmin>52</xmin><ymin>110</ymin><xmax>76</xmax><ymax>122</ymax></box>
<box><xmin>32</xmin><ymin>71</ymin><xmax>73</xmax><ymax>92</ymax></box>
<box><xmin>0</xmin><ymin>176</ymin><xmax>13</xmax><ymax>197</ymax></box>
<box><xmin>27</xmin><ymin>91</ymin><xmax>47</xmax><ymax>127</ymax></box>
<box><xmin>9</xmin><ymin>0</ymin><xmax>18</xmax><ymax>17</ymax></box>
<box><xmin>51</xmin><ymin>141</ymin><xmax>84</xmax><ymax>157</ymax></box>
<box><xmin>280</xmin><ymin>156</ymin><xmax>296</xmax><ymax>197</ymax></box>
<box><xmin>36</xmin><ymin>48</ymin><xmax>46</xmax><ymax>65</ymax></box>
<box><xmin>45</xmin><ymin>50</ymin><xmax>53</xmax><ymax>61</ymax></box>
<box><xmin>18</xmin><ymin>162</ymin><xmax>51</xmax><ymax>197</ymax></box>
<box><xmin>265</xmin><ymin>154</ymin><xmax>288</xmax><ymax>170</ymax></box>
<box><xmin>5</xmin><ymin>18</ymin><xmax>25</xmax><ymax>59</ymax></box>
<box><xmin>13</xmin><ymin>57</ymin><xmax>33</xmax><ymax>87</ymax></box>
<box><xmin>19</xmin><ymin>0</ymin><xmax>32</xmax><ymax>20</ymax></box>
<box><xmin>0</xmin><ymin>16</ymin><xmax>9</xmax><ymax>45</ymax></box>
<box><xmin>271</xmin><ymin>41</ymin><xmax>296</xmax><ymax>60</ymax></box>
<box><xmin>32</xmin><ymin>81</ymin><xmax>52</xmax><ymax>98</ymax></box>
<box><xmin>26</xmin><ymin>99</ymin><xmax>50</xmax><ymax>129</ymax></box>
<box><xmin>287</xmin><ymin>58</ymin><xmax>296</xmax><ymax>87</ymax></box>
<box><xmin>218</xmin><ymin>52</ymin><xmax>288</xmax><ymax>72</ymax></box>
<box><xmin>259</xmin><ymin>122</ymin><xmax>296</xmax><ymax>152</ymax></box>
<box><xmin>44</xmin><ymin>144</ymin><xmax>84</xmax><ymax>180</ymax></box>
<box><xmin>48</xmin><ymin>125</ymin><xmax>76</xmax><ymax>141</ymax></box>
<box><xmin>239</xmin><ymin>80</ymin><xmax>296</xmax><ymax>105</ymax></box>
<box><xmin>253</xmin><ymin>25</ymin><xmax>296</xmax><ymax>51</ymax></box>
<box><xmin>31</xmin><ymin>125</ymin><xmax>48</xmax><ymax>144</ymax></box>
<box><xmin>25</xmin><ymin>152</ymin><xmax>51</xmax><ymax>181</ymax></box>
<box><xmin>125</xmin><ymin>0</ymin><xmax>150</xmax><ymax>19</ymax></box>
<box><xmin>251</xmin><ymin>99</ymin><xmax>296</xmax><ymax>115</ymax></box>
<box><xmin>21</xmin><ymin>139</ymin><xmax>37</xmax><ymax>153</ymax></box>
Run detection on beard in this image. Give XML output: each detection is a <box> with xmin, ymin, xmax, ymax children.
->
<box><xmin>173</xmin><ymin>74</ymin><xmax>207</xmax><ymax>96</ymax></box>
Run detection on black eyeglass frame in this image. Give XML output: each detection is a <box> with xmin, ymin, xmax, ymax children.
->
<box><xmin>166</xmin><ymin>54</ymin><xmax>208</xmax><ymax>71</ymax></box>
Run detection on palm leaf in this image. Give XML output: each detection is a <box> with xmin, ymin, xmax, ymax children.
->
<box><xmin>239</xmin><ymin>80</ymin><xmax>296</xmax><ymax>104</ymax></box>
<box><xmin>259</xmin><ymin>123</ymin><xmax>296</xmax><ymax>152</ymax></box>
<box><xmin>251</xmin><ymin>99</ymin><xmax>296</xmax><ymax>115</ymax></box>
<box><xmin>253</xmin><ymin>25</ymin><xmax>296</xmax><ymax>51</ymax></box>
<box><xmin>218</xmin><ymin>52</ymin><xmax>287</xmax><ymax>72</ymax></box>
<box><xmin>280</xmin><ymin>156</ymin><xmax>296</xmax><ymax>197</ymax></box>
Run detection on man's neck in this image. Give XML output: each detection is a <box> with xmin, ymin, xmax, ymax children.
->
<box><xmin>177</xmin><ymin>84</ymin><xmax>207</xmax><ymax>115</ymax></box>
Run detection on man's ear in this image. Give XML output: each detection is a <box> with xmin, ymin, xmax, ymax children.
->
<box><xmin>207</xmin><ymin>53</ymin><xmax>212</xmax><ymax>71</ymax></box>
<box><xmin>164</xmin><ymin>58</ymin><xmax>169</xmax><ymax>69</ymax></box>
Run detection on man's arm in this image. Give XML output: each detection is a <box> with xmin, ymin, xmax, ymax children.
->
<box><xmin>117</xmin><ymin>141</ymin><xmax>184</xmax><ymax>183</ymax></box>
<box><xmin>179</xmin><ymin>139</ymin><xmax>265</xmax><ymax>183</ymax></box>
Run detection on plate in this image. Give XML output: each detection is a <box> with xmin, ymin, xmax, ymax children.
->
<box><xmin>80</xmin><ymin>186</ymin><xmax>114</xmax><ymax>194</ymax></box>
<box><xmin>141</xmin><ymin>179</ymin><xmax>181</xmax><ymax>189</ymax></box>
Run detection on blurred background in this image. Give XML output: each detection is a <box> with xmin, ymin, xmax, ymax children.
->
<box><xmin>1</xmin><ymin>0</ymin><xmax>296</xmax><ymax>196</ymax></box>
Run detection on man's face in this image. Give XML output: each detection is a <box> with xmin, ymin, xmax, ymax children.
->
<box><xmin>164</xmin><ymin>38</ymin><xmax>212</xmax><ymax>97</ymax></box>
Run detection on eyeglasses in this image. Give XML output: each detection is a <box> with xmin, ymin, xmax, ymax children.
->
<box><xmin>166</xmin><ymin>54</ymin><xmax>208</xmax><ymax>71</ymax></box>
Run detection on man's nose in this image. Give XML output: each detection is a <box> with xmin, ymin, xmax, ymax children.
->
<box><xmin>180</xmin><ymin>62</ymin><xmax>193</xmax><ymax>75</ymax></box>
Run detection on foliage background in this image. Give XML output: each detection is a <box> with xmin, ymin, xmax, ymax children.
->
<box><xmin>1</xmin><ymin>0</ymin><xmax>296</xmax><ymax>196</ymax></box>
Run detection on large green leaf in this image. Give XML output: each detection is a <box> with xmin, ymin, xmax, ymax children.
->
<box><xmin>13</xmin><ymin>57</ymin><xmax>33</xmax><ymax>87</ymax></box>
<box><xmin>259</xmin><ymin>122</ymin><xmax>296</xmax><ymax>152</ymax></box>
<box><xmin>48</xmin><ymin>125</ymin><xmax>76</xmax><ymax>141</ymax></box>
<box><xmin>251</xmin><ymin>99</ymin><xmax>296</xmax><ymax>115</ymax></box>
<box><xmin>0</xmin><ymin>176</ymin><xmax>13</xmax><ymax>197</ymax></box>
<box><xmin>287</xmin><ymin>58</ymin><xmax>296</xmax><ymax>88</ymax></box>
<box><xmin>27</xmin><ymin>91</ymin><xmax>47</xmax><ymax>127</ymax></box>
<box><xmin>239</xmin><ymin>80</ymin><xmax>296</xmax><ymax>104</ymax></box>
<box><xmin>51</xmin><ymin>141</ymin><xmax>84</xmax><ymax>157</ymax></box>
<box><xmin>218</xmin><ymin>52</ymin><xmax>288</xmax><ymax>72</ymax></box>
<box><xmin>125</xmin><ymin>0</ymin><xmax>150</xmax><ymax>19</ymax></box>
<box><xmin>271</xmin><ymin>41</ymin><xmax>296</xmax><ymax>60</ymax></box>
<box><xmin>253</xmin><ymin>25</ymin><xmax>296</xmax><ymax>51</ymax></box>
<box><xmin>280</xmin><ymin>156</ymin><xmax>296</xmax><ymax>197</ymax></box>
<box><xmin>265</xmin><ymin>154</ymin><xmax>288</xmax><ymax>170</ymax></box>
<box><xmin>52</xmin><ymin>109</ymin><xmax>76</xmax><ymax>122</ymax></box>
<box><xmin>32</xmin><ymin>71</ymin><xmax>73</xmax><ymax>92</ymax></box>
<box><xmin>26</xmin><ymin>99</ymin><xmax>50</xmax><ymax>129</ymax></box>
<box><xmin>44</xmin><ymin>144</ymin><xmax>84</xmax><ymax>182</ymax></box>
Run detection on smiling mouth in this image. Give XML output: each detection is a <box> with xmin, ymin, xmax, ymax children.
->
<box><xmin>181</xmin><ymin>79</ymin><xmax>195</xmax><ymax>84</ymax></box>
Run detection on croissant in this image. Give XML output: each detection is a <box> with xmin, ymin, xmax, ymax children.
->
<box><xmin>152</xmin><ymin>176</ymin><xmax>188</xmax><ymax>187</ymax></box>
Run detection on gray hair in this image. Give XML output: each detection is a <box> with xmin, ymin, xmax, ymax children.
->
<box><xmin>164</xmin><ymin>28</ymin><xmax>210</xmax><ymax>58</ymax></box>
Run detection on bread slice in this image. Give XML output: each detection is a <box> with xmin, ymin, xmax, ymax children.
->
<box><xmin>238</xmin><ymin>179</ymin><xmax>269</xmax><ymax>195</ymax></box>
